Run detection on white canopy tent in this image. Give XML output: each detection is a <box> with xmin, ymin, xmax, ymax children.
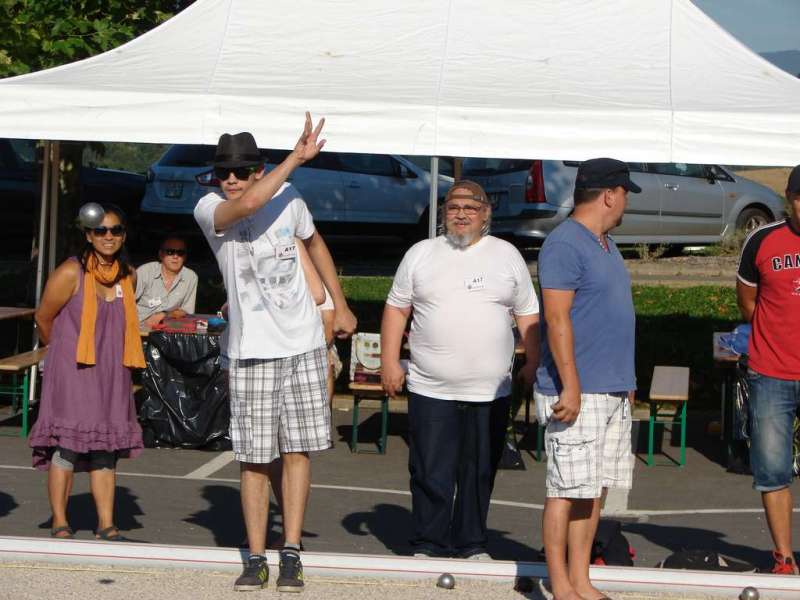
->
<box><xmin>0</xmin><ymin>0</ymin><xmax>798</xmax><ymax>165</ymax></box>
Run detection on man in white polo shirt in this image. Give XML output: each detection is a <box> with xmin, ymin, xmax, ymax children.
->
<box><xmin>381</xmin><ymin>181</ymin><xmax>540</xmax><ymax>559</ymax></box>
<box><xmin>194</xmin><ymin>114</ymin><xmax>356</xmax><ymax>592</ymax></box>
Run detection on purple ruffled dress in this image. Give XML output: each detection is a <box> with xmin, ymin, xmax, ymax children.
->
<box><xmin>29</xmin><ymin>261</ymin><xmax>143</xmax><ymax>470</ymax></box>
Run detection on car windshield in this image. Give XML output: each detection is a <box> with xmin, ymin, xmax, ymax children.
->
<box><xmin>402</xmin><ymin>156</ymin><xmax>454</xmax><ymax>177</ymax></box>
<box><xmin>159</xmin><ymin>145</ymin><xmax>216</xmax><ymax>167</ymax></box>
<box><xmin>8</xmin><ymin>139</ymin><xmax>36</xmax><ymax>168</ymax></box>
<box><xmin>462</xmin><ymin>158</ymin><xmax>532</xmax><ymax>176</ymax></box>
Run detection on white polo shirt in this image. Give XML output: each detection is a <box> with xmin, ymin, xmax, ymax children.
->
<box><xmin>194</xmin><ymin>184</ymin><xmax>325</xmax><ymax>360</ymax></box>
<box><xmin>387</xmin><ymin>235</ymin><xmax>539</xmax><ymax>402</ymax></box>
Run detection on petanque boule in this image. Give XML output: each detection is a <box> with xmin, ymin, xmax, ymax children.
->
<box><xmin>78</xmin><ymin>202</ymin><xmax>105</xmax><ymax>229</ymax></box>
<box><xmin>436</xmin><ymin>573</ymin><xmax>455</xmax><ymax>589</ymax></box>
<box><xmin>739</xmin><ymin>586</ymin><xmax>759</xmax><ymax>600</ymax></box>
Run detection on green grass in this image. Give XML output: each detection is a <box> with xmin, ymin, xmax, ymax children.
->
<box><xmin>337</xmin><ymin>278</ymin><xmax>740</xmax><ymax>409</ymax></box>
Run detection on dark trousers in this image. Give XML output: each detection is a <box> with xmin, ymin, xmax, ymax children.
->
<box><xmin>407</xmin><ymin>392</ymin><xmax>510</xmax><ymax>556</ymax></box>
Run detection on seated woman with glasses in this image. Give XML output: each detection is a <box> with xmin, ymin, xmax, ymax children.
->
<box><xmin>30</xmin><ymin>204</ymin><xmax>146</xmax><ymax>541</ymax></box>
<box><xmin>134</xmin><ymin>235</ymin><xmax>198</xmax><ymax>328</ymax></box>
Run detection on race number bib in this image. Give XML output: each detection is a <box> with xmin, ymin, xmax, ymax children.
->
<box><xmin>464</xmin><ymin>274</ymin><xmax>486</xmax><ymax>292</ymax></box>
<box><xmin>275</xmin><ymin>242</ymin><xmax>298</xmax><ymax>261</ymax></box>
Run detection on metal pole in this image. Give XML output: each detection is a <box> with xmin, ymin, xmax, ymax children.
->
<box><xmin>428</xmin><ymin>156</ymin><xmax>439</xmax><ymax>239</ymax></box>
<box><xmin>30</xmin><ymin>140</ymin><xmax>53</xmax><ymax>409</ymax></box>
<box><xmin>34</xmin><ymin>141</ymin><xmax>51</xmax><ymax>307</ymax></box>
<box><xmin>47</xmin><ymin>141</ymin><xmax>60</xmax><ymax>274</ymax></box>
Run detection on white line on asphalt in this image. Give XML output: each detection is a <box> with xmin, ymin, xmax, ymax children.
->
<box><xmin>182</xmin><ymin>451</ymin><xmax>235</xmax><ymax>479</ymax></box>
<box><xmin>1</xmin><ymin>464</ymin><xmax>798</xmax><ymax>516</ymax></box>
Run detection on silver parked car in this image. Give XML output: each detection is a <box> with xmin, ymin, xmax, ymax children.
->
<box><xmin>140</xmin><ymin>145</ymin><xmax>453</xmax><ymax>241</ymax></box>
<box><xmin>462</xmin><ymin>159</ymin><xmax>785</xmax><ymax>244</ymax></box>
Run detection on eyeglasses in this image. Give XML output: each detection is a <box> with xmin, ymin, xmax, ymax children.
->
<box><xmin>213</xmin><ymin>165</ymin><xmax>259</xmax><ymax>181</ymax></box>
<box><xmin>161</xmin><ymin>248</ymin><xmax>187</xmax><ymax>257</ymax></box>
<box><xmin>445</xmin><ymin>203</ymin><xmax>484</xmax><ymax>216</ymax></box>
<box><xmin>88</xmin><ymin>225</ymin><xmax>126</xmax><ymax>237</ymax></box>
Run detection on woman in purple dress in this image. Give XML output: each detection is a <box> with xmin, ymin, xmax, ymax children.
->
<box><xmin>30</xmin><ymin>205</ymin><xmax>145</xmax><ymax>540</ymax></box>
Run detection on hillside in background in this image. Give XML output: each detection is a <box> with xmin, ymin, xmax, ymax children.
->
<box><xmin>760</xmin><ymin>50</ymin><xmax>800</xmax><ymax>77</ymax></box>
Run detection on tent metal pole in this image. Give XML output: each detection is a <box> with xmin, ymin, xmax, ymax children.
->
<box><xmin>30</xmin><ymin>140</ymin><xmax>53</xmax><ymax>408</ymax></box>
<box><xmin>47</xmin><ymin>141</ymin><xmax>60</xmax><ymax>274</ymax></box>
<box><xmin>428</xmin><ymin>156</ymin><xmax>439</xmax><ymax>239</ymax></box>
<box><xmin>34</xmin><ymin>141</ymin><xmax>51</xmax><ymax>308</ymax></box>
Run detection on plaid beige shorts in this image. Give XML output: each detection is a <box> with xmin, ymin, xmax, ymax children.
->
<box><xmin>534</xmin><ymin>389</ymin><xmax>633</xmax><ymax>499</ymax></box>
<box><xmin>229</xmin><ymin>346</ymin><xmax>331</xmax><ymax>463</ymax></box>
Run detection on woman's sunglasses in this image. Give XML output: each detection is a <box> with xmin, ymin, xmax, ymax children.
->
<box><xmin>88</xmin><ymin>225</ymin><xmax>126</xmax><ymax>237</ymax></box>
<box><xmin>213</xmin><ymin>165</ymin><xmax>259</xmax><ymax>181</ymax></box>
<box><xmin>161</xmin><ymin>248</ymin><xmax>187</xmax><ymax>257</ymax></box>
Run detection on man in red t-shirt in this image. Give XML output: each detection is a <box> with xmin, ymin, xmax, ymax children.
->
<box><xmin>737</xmin><ymin>164</ymin><xmax>800</xmax><ymax>575</ymax></box>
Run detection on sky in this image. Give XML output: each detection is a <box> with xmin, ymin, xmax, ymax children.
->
<box><xmin>693</xmin><ymin>0</ymin><xmax>800</xmax><ymax>53</ymax></box>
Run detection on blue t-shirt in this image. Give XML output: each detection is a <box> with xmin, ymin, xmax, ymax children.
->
<box><xmin>535</xmin><ymin>218</ymin><xmax>636</xmax><ymax>395</ymax></box>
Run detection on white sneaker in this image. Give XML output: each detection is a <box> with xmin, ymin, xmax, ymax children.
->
<box><xmin>465</xmin><ymin>552</ymin><xmax>492</xmax><ymax>561</ymax></box>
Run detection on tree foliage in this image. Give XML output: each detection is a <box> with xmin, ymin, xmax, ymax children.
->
<box><xmin>0</xmin><ymin>0</ymin><xmax>193</xmax><ymax>77</ymax></box>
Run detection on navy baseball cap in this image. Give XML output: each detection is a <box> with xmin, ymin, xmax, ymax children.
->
<box><xmin>574</xmin><ymin>158</ymin><xmax>642</xmax><ymax>194</ymax></box>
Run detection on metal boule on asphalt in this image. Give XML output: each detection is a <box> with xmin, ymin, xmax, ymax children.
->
<box><xmin>78</xmin><ymin>202</ymin><xmax>105</xmax><ymax>229</ymax></box>
<box><xmin>436</xmin><ymin>573</ymin><xmax>455</xmax><ymax>589</ymax></box>
<box><xmin>739</xmin><ymin>586</ymin><xmax>759</xmax><ymax>600</ymax></box>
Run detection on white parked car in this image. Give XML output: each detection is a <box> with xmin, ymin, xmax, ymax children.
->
<box><xmin>462</xmin><ymin>159</ymin><xmax>785</xmax><ymax>244</ymax></box>
<box><xmin>140</xmin><ymin>145</ymin><xmax>453</xmax><ymax>241</ymax></box>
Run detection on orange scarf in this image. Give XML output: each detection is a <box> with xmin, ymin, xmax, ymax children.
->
<box><xmin>76</xmin><ymin>253</ymin><xmax>145</xmax><ymax>369</ymax></box>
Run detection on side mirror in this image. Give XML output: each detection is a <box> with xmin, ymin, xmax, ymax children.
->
<box><xmin>704</xmin><ymin>166</ymin><xmax>717</xmax><ymax>184</ymax></box>
<box><xmin>398</xmin><ymin>164</ymin><xmax>410</xmax><ymax>179</ymax></box>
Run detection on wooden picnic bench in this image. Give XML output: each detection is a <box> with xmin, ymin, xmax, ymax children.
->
<box><xmin>647</xmin><ymin>365</ymin><xmax>690</xmax><ymax>467</ymax></box>
<box><xmin>0</xmin><ymin>347</ymin><xmax>48</xmax><ymax>437</ymax></box>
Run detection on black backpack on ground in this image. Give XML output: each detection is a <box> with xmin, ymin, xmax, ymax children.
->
<box><xmin>591</xmin><ymin>519</ymin><xmax>635</xmax><ymax>566</ymax></box>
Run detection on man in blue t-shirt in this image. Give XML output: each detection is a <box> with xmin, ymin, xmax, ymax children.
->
<box><xmin>534</xmin><ymin>158</ymin><xmax>638</xmax><ymax>600</ymax></box>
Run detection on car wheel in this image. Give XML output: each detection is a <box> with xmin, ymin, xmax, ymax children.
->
<box><xmin>735</xmin><ymin>207</ymin><xmax>771</xmax><ymax>234</ymax></box>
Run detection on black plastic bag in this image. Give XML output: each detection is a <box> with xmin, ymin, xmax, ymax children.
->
<box><xmin>591</xmin><ymin>519</ymin><xmax>634</xmax><ymax>566</ymax></box>
<box><xmin>656</xmin><ymin>549</ymin><xmax>756</xmax><ymax>572</ymax></box>
<box><xmin>136</xmin><ymin>332</ymin><xmax>231</xmax><ymax>449</ymax></box>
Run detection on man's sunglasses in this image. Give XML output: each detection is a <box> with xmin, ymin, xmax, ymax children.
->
<box><xmin>213</xmin><ymin>165</ymin><xmax>259</xmax><ymax>181</ymax></box>
<box><xmin>88</xmin><ymin>225</ymin><xmax>126</xmax><ymax>237</ymax></box>
<box><xmin>161</xmin><ymin>248</ymin><xmax>187</xmax><ymax>257</ymax></box>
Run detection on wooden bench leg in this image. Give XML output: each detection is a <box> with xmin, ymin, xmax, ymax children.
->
<box><xmin>20</xmin><ymin>368</ymin><xmax>30</xmax><ymax>438</ymax></box>
<box><xmin>379</xmin><ymin>395</ymin><xmax>389</xmax><ymax>454</ymax></box>
<box><xmin>679</xmin><ymin>401</ymin><xmax>687</xmax><ymax>467</ymax></box>
<box><xmin>350</xmin><ymin>395</ymin><xmax>360</xmax><ymax>453</ymax></box>
<box><xmin>647</xmin><ymin>402</ymin><xmax>657</xmax><ymax>466</ymax></box>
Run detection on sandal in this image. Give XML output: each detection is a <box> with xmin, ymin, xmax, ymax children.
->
<box><xmin>50</xmin><ymin>525</ymin><xmax>74</xmax><ymax>539</ymax></box>
<box><xmin>95</xmin><ymin>526</ymin><xmax>127</xmax><ymax>542</ymax></box>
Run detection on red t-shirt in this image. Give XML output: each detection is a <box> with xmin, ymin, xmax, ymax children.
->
<box><xmin>737</xmin><ymin>219</ymin><xmax>800</xmax><ymax>379</ymax></box>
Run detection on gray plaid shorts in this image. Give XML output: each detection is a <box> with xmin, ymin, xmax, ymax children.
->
<box><xmin>535</xmin><ymin>389</ymin><xmax>633</xmax><ymax>499</ymax></box>
<box><xmin>229</xmin><ymin>346</ymin><xmax>331</xmax><ymax>463</ymax></box>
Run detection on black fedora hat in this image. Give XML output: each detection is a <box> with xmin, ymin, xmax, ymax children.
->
<box><xmin>213</xmin><ymin>132</ymin><xmax>262</xmax><ymax>168</ymax></box>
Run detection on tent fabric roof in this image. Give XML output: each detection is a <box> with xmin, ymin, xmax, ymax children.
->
<box><xmin>0</xmin><ymin>0</ymin><xmax>798</xmax><ymax>165</ymax></box>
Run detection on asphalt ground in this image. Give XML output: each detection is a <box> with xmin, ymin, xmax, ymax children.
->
<box><xmin>0</xmin><ymin>405</ymin><xmax>798</xmax><ymax>576</ymax></box>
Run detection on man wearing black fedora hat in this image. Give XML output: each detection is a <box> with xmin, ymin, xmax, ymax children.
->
<box><xmin>534</xmin><ymin>158</ymin><xmax>639</xmax><ymax>600</ymax></box>
<box><xmin>195</xmin><ymin>113</ymin><xmax>357</xmax><ymax>592</ymax></box>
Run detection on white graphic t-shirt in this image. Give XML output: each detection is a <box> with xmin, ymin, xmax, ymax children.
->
<box><xmin>194</xmin><ymin>184</ymin><xmax>325</xmax><ymax>359</ymax></box>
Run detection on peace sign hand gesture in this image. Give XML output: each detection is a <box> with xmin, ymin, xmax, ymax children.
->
<box><xmin>291</xmin><ymin>111</ymin><xmax>326</xmax><ymax>164</ymax></box>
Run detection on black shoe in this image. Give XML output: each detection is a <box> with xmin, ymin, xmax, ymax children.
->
<box><xmin>276</xmin><ymin>550</ymin><xmax>304</xmax><ymax>593</ymax></box>
<box><xmin>234</xmin><ymin>556</ymin><xmax>269</xmax><ymax>591</ymax></box>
